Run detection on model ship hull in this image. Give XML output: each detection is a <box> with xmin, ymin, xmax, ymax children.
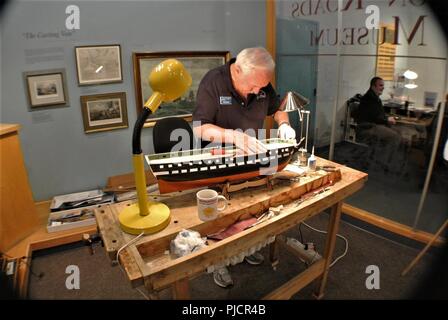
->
<box><xmin>145</xmin><ymin>139</ymin><xmax>297</xmax><ymax>194</ymax></box>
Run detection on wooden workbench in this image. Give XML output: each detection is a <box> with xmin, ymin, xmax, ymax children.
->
<box><xmin>95</xmin><ymin>157</ymin><xmax>367</xmax><ymax>299</ymax></box>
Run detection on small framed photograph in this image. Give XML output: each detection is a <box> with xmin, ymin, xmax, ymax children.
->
<box><xmin>24</xmin><ymin>69</ymin><xmax>69</xmax><ymax>109</ymax></box>
<box><xmin>75</xmin><ymin>44</ymin><xmax>122</xmax><ymax>85</ymax></box>
<box><xmin>80</xmin><ymin>92</ymin><xmax>128</xmax><ymax>133</ymax></box>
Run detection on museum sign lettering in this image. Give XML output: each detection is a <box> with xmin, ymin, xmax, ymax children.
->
<box><xmin>290</xmin><ymin>0</ymin><xmax>427</xmax><ymax>46</ymax></box>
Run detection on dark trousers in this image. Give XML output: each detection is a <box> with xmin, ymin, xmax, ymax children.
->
<box><xmin>356</xmin><ymin>124</ymin><xmax>404</xmax><ymax>171</ymax></box>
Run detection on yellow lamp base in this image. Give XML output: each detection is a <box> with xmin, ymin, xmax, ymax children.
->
<box><xmin>119</xmin><ymin>201</ymin><xmax>170</xmax><ymax>235</ymax></box>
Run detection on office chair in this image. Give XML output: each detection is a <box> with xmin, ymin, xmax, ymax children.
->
<box><xmin>153</xmin><ymin>117</ymin><xmax>194</xmax><ymax>153</ymax></box>
<box><xmin>343</xmin><ymin>94</ymin><xmax>369</xmax><ymax>145</ymax></box>
<box><xmin>340</xmin><ymin>94</ymin><xmax>374</xmax><ymax>170</ymax></box>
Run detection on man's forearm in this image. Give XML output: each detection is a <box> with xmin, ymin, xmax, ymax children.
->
<box><xmin>274</xmin><ymin>110</ymin><xmax>290</xmax><ymax>126</ymax></box>
<box><xmin>193</xmin><ymin>123</ymin><xmax>235</xmax><ymax>144</ymax></box>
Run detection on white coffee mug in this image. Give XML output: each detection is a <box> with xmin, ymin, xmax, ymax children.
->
<box><xmin>196</xmin><ymin>189</ymin><xmax>228</xmax><ymax>221</ymax></box>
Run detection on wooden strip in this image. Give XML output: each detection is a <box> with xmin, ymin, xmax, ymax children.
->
<box><xmin>342</xmin><ymin>203</ymin><xmax>446</xmax><ymax>247</ymax></box>
<box><xmin>105</xmin><ymin>170</ymin><xmax>158</xmax><ymax>193</ymax></box>
<box><xmin>401</xmin><ymin>218</ymin><xmax>448</xmax><ymax>276</ymax></box>
<box><xmin>29</xmin><ymin>226</ymin><xmax>97</xmax><ymax>252</ymax></box>
<box><xmin>6</xmin><ymin>224</ymin><xmax>96</xmax><ymax>258</ymax></box>
<box><xmin>263</xmin><ymin>259</ymin><xmax>325</xmax><ymax>300</ymax></box>
<box><xmin>0</xmin><ymin>124</ymin><xmax>20</xmax><ymax>136</ymax></box>
<box><xmin>126</xmin><ymin>245</ymin><xmax>150</xmax><ymax>287</ymax></box>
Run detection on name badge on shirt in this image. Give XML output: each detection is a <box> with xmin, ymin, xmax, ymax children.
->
<box><xmin>256</xmin><ymin>90</ymin><xmax>266</xmax><ymax>100</ymax></box>
<box><xmin>219</xmin><ymin>96</ymin><xmax>233</xmax><ymax>105</ymax></box>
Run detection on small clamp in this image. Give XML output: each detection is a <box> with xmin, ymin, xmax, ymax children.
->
<box><xmin>82</xmin><ymin>233</ymin><xmax>103</xmax><ymax>255</ymax></box>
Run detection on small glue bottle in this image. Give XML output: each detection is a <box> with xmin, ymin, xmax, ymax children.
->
<box><xmin>307</xmin><ymin>146</ymin><xmax>316</xmax><ymax>171</ymax></box>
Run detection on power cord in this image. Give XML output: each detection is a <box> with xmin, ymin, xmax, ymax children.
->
<box><xmin>111</xmin><ymin>233</ymin><xmax>149</xmax><ymax>300</ymax></box>
<box><xmin>112</xmin><ymin>232</ymin><xmax>145</xmax><ymax>266</ymax></box>
<box><xmin>136</xmin><ymin>286</ymin><xmax>150</xmax><ymax>300</ymax></box>
<box><xmin>301</xmin><ymin>221</ymin><xmax>349</xmax><ymax>268</ymax></box>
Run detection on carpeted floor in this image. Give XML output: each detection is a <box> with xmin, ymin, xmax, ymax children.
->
<box><xmin>319</xmin><ymin>142</ymin><xmax>448</xmax><ymax>234</ymax></box>
<box><xmin>27</xmin><ymin>213</ymin><xmax>441</xmax><ymax>300</ymax></box>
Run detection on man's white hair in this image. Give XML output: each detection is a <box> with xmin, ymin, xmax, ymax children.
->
<box><xmin>235</xmin><ymin>47</ymin><xmax>275</xmax><ymax>75</ymax></box>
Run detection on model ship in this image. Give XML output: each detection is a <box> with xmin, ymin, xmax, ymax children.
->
<box><xmin>145</xmin><ymin>138</ymin><xmax>298</xmax><ymax>194</ymax></box>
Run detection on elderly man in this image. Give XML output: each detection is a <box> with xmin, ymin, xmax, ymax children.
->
<box><xmin>192</xmin><ymin>47</ymin><xmax>296</xmax><ymax>288</ymax></box>
<box><xmin>193</xmin><ymin>47</ymin><xmax>296</xmax><ymax>154</ymax></box>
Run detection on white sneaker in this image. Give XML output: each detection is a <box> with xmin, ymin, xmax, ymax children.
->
<box><xmin>244</xmin><ymin>252</ymin><xmax>264</xmax><ymax>265</ymax></box>
<box><xmin>213</xmin><ymin>267</ymin><xmax>233</xmax><ymax>288</ymax></box>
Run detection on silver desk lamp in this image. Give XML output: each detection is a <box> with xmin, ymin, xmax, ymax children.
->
<box><xmin>278</xmin><ymin>91</ymin><xmax>310</xmax><ymax>152</ymax></box>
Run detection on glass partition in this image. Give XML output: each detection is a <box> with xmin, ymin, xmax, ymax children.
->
<box><xmin>276</xmin><ymin>0</ymin><xmax>447</xmax><ymax>233</ymax></box>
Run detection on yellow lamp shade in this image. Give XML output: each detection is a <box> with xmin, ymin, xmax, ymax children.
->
<box><xmin>148</xmin><ymin>59</ymin><xmax>192</xmax><ymax>102</ymax></box>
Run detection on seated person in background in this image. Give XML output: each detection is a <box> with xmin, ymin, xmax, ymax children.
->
<box><xmin>355</xmin><ymin>77</ymin><xmax>403</xmax><ymax>172</ymax></box>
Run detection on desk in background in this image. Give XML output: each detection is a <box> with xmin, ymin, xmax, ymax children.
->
<box><xmin>95</xmin><ymin>157</ymin><xmax>367</xmax><ymax>300</ymax></box>
<box><xmin>384</xmin><ymin>101</ymin><xmax>436</xmax><ymax>119</ymax></box>
<box><xmin>383</xmin><ymin>102</ymin><xmax>436</xmax><ymax>148</ymax></box>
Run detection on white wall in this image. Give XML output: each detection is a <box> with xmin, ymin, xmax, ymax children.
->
<box><xmin>0</xmin><ymin>0</ymin><xmax>267</xmax><ymax>200</ymax></box>
<box><xmin>277</xmin><ymin>0</ymin><xmax>447</xmax><ymax>146</ymax></box>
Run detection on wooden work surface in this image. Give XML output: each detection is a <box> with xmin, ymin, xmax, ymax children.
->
<box><xmin>95</xmin><ymin>157</ymin><xmax>367</xmax><ymax>299</ymax></box>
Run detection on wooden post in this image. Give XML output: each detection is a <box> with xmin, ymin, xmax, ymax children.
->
<box><xmin>314</xmin><ymin>201</ymin><xmax>342</xmax><ymax>299</ymax></box>
<box><xmin>269</xmin><ymin>238</ymin><xmax>280</xmax><ymax>271</ymax></box>
<box><xmin>172</xmin><ymin>279</ymin><xmax>190</xmax><ymax>300</ymax></box>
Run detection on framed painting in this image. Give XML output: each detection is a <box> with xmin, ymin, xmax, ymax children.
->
<box><xmin>24</xmin><ymin>69</ymin><xmax>69</xmax><ymax>109</ymax></box>
<box><xmin>80</xmin><ymin>92</ymin><xmax>128</xmax><ymax>133</ymax></box>
<box><xmin>132</xmin><ymin>51</ymin><xmax>230</xmax><ymax>126</ymax></box>
<box><xmin>75</xmin><ymin>44</ymin><xmax>123</xmax><ymax>85</ymax></box>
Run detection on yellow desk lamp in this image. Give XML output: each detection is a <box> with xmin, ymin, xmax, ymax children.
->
<box><xmin>119</xmin><ymin>59</ymin><xmax>192</xmax><ymax>235</ymax></box>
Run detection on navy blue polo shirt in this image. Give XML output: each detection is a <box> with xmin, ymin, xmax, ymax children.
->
<box><xmin>193</xmin><ymin>58</ymin><xmax>280</xmax><ymax>132</ymax></box>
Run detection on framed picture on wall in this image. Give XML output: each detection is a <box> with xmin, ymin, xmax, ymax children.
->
<box><xmin>132</xmin><ymin>51</ymin><xmax>230</xmax><ymax>127</ymax></box>
<box><xmin>80</xmin><ymin>92</ymin><xmax>128</xmax><ymax>133</ymax></box>
<box><xmin>24</xmin><ymin>69</ymin><xmax>69</xmax><ymax>109</ymax></box>
<box><xmin>75</xmin><ymin>44</ymin><xmax>123</xmax><ymax>85</ymax></box>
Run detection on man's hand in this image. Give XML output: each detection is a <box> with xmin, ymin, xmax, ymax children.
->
<box><xmin>387</xmin><ymin>116</ymin><xmax>396</xmax><ymax>125</ymax></box>
<box><xmin>233</xmin><ymin>131</ymin><xmax>267</xmax><ymax>154</ymax></box>
<box><xmin>277</xmin><ymin>123</ymin><xmax>296</xmax><ymax>140</ymax></box>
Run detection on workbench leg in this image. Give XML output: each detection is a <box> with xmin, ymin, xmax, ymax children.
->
<box><xmin>269</xmin><ymin>238</ymin><xmax>280</xmax><ymax>271</ymax></box>
<box><xmin>172</xmin><ymin>279</ymin><xmax>191</xmax><ymax>300</ymax></box>
<box><xmin>314</xmin><ymin>201</ymin><xmax>342</xmax><ymax>300</ymax></box>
